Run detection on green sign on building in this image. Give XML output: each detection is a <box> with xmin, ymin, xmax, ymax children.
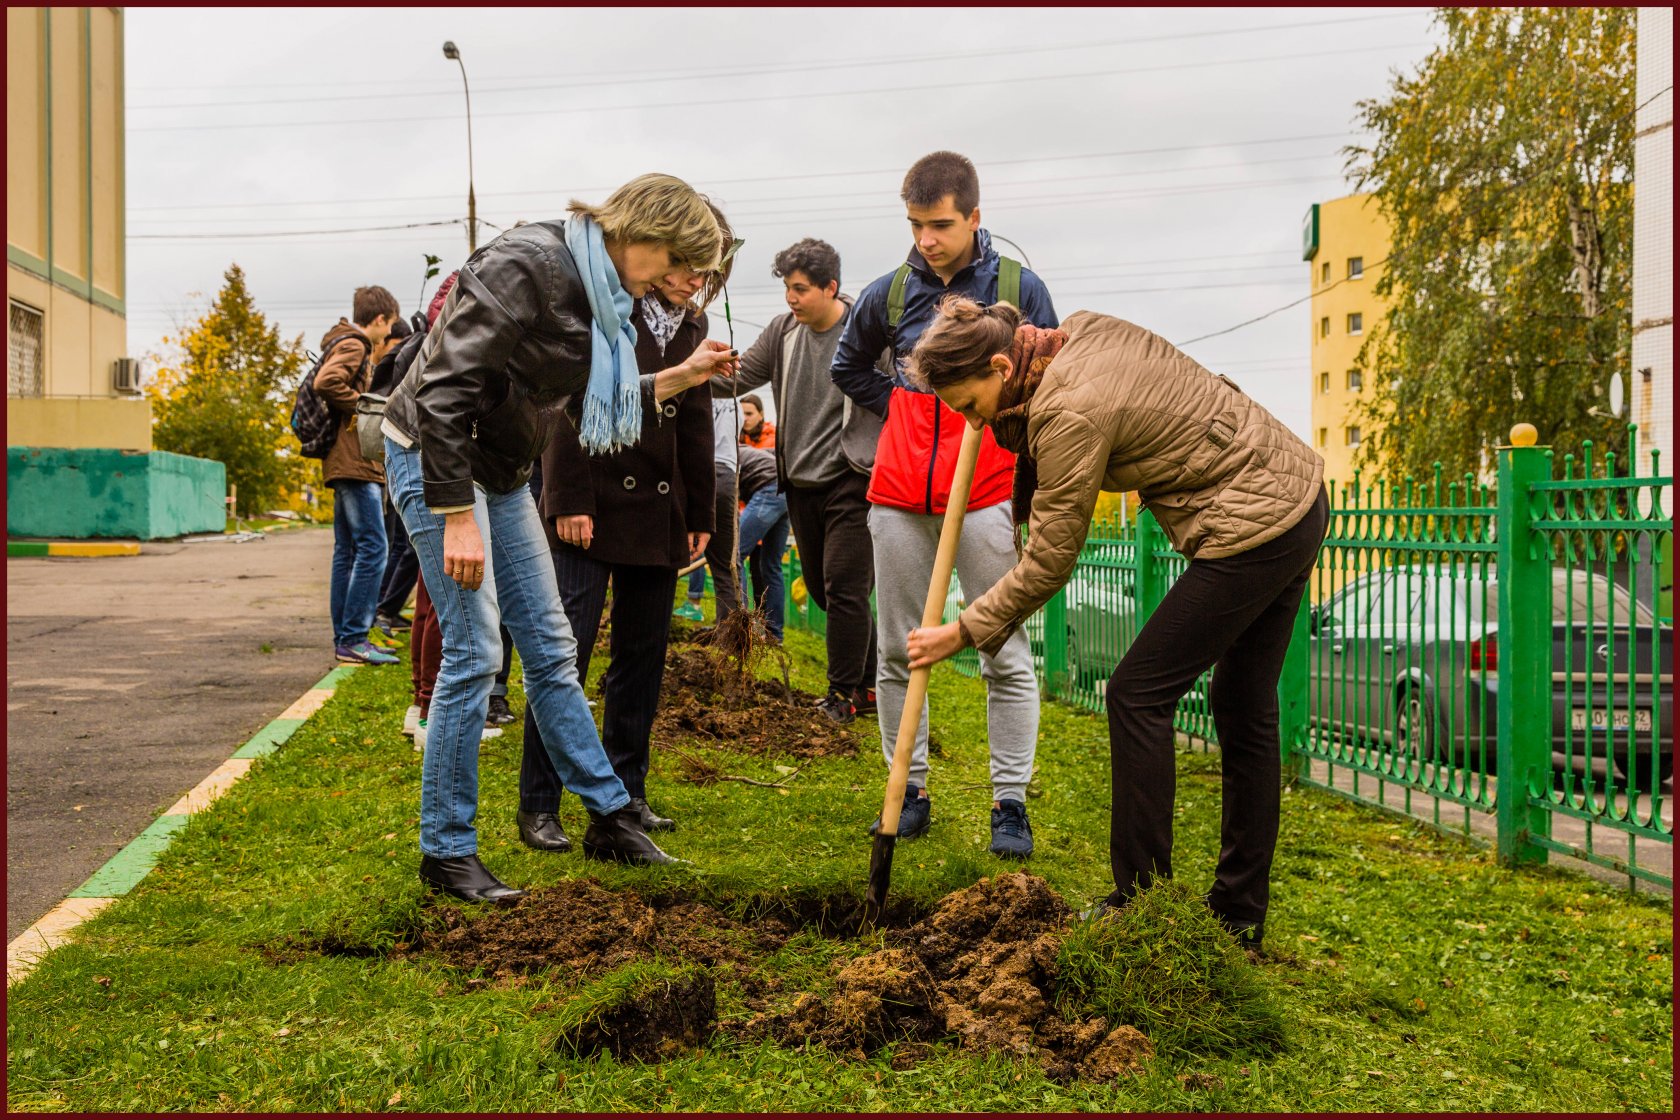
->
<box><xmin>1301</xmin><ymin>203</ymin><xmax>1320</xmax><ymax>260</ymax></box>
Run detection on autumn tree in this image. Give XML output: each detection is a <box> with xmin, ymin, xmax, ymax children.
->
<box><xmin>1346</xmin><ymin>7</ymin><xmax>1636</xmax><ymax>481</ymax></box>
<box><xmin>148</xmin><ymin>264</ymin><xmax>312</xmax><ymax>516</ymax></box>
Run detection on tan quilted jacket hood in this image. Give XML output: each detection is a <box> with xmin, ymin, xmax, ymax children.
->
<box><xmin>961</xmin><ymin>310</ymin><xmax>1323</xmax><ymax>657</ymax></box>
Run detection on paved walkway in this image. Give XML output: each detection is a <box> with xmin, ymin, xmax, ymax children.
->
<box><xmin>6</xmin><ymin>527</ymin><xmax>339</xmax><ymax>940</ymax></box>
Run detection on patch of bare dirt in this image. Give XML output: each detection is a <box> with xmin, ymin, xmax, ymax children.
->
<box><xmin>413</xmin><ymin>879</ymin><xmax>794</xmax><ymax>979</ymax></box>
<box><xmin>654</xmin><ymin>647</ymin><xmax>857</xmax><ymax>760</ymax></box>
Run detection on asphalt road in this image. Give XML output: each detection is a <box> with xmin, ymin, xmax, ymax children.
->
<box><xmin>6</xmin><ymin>526</ymin><xmax>340</xmax><ymax>940</ymax></box>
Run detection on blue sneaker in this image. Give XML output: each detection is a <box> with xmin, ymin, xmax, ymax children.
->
<box><xmin>868</xmin><ymin>784</ymin><xmax>931</xmax><ymax>840</ymax></box>
<box><xmin>336</xmin><ymin>640</ymin><xmax>398</xmax><ymax>665</ymax></box>
<box><xmin>989</xmin><ymin>799</ymin><xmax>1034</xmax><ymax>859</ymax></box>
<box><xmin>673</xmin><ymin>601</ymin><xmax>704</xmax><ymax>622</ymax></box>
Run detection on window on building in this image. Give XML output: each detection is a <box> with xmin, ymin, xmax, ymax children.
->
<box><xmin>8</xmin><ymin>300</ymin><xmax>44</xmax><ymax>399</ymax></box>
<box><xmin>1345</xmin><ymin>426</ymin><xmax>1362</xmax><ymax>447</ymax></box>
<box><xmin>1348</xmin><ymin>256</ymin><xmax>1364</xmax><ymax>279</ymax></box>
<box><xmin>1321</xmin><ymin>261</ymin><xmax>1331</xmax><ymax>286</ymax></box>
<box><xmin>1347</xmin><ymin>369</ymin><xmax>1363</xmax><ymax>391</ymax></box>
<box><xmin>1320</xmin><ymin>371</ymin><xmax>1330</xmax><ymax>394</ymax></box>
<box><xmin>1320</xmin><ymin>316</ymin><xmax>1331</xmax><ymax>338</ymax></box>
<box><xmin>1346</xmin><ymin>312</ymin><xmax>1363</xmax><ymax>335</ymax></box>
<box><xmin>1318</xmin><ymin>427</ymin><xmax>1328</xmax><ymax>448</ymax></box>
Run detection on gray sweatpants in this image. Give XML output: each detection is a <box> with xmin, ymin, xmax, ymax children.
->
<box><xmin>868</xmin><ymin>501</ymin><xmax>1040</xmax><ymax>803</ymax></box>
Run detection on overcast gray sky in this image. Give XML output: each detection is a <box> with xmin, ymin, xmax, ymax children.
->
<box><xmin>124</xmin><ymin>6</ymin><xmax>1443</xmax><ymax>436</ymax></box>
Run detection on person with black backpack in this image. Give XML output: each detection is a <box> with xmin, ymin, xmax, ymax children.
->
<box><xmin>314</xmin><ymin>285</ymin><xmax>401</xmax><ymax>666</ymax></box>
<box><xmin>370</xmin><ymin>314</ymin><xmax>419</xmax><ymax>637</ymax></box>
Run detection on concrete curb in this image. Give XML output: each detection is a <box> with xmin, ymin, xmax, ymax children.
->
<box><xmin>8</xmin><ymin>540</ymin><xmax>141</xmax><ymax>558</ymax></box>
<box><xmin>5</xmin><ymin>664</ymin><xmax>359</xmax><ymax>986</ymax></box>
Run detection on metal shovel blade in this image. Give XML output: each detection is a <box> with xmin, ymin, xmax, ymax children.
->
<box><xmin>862</xmin><ymin>831</ymin><xmax>897</xmax><ymax>927</ymax></box>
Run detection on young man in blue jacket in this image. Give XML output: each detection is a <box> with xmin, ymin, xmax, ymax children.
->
<box><xmin>829</xmin><ymin>151</ymin><xmax>1058</xmax><ymax>859</ymax></box>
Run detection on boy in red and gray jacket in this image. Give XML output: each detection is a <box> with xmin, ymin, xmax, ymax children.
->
<box><xmin>830</xmin><ymin>152</ymin><xmax>1058</xmax><ymax>860</ymax></box>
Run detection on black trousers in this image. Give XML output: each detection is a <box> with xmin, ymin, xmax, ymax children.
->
<box><xmin>1104</xmin><ymin>489</ymin><xmax>1328</xmax><ymax>925</ymax></box>
<box><xmin>784</xmin><ymin>469</ymin><xmax>877</xmax><ymax>696</ymax></box>
<box><xmin>520</xmin><ymin>546</ymin><xmax>679</xmax><ymax>810</ymax></box>
<box><xmin>376</xmin><ymin>495</ymin><xmax>420</xmax><ymax>619</ymax></box>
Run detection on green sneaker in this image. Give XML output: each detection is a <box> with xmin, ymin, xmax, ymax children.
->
<box><xmin>673</xmin><ymin>601</ymin><xmax>704</xmax><ymax>622</ymax></box>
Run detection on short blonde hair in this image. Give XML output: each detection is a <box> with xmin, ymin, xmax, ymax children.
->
<box><xmin>570</xmin><ymin>173</ymin><xmax>722</xmax><ymax>273</ymax></box>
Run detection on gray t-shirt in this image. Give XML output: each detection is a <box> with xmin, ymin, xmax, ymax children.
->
<box><xmin>778</xmin><ymin>309</ymin><xmax>851</xmax><ymax>487</ymax></box>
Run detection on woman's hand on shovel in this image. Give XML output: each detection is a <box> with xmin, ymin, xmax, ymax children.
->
<box><xmin>907</xmin><ymin>620</ymin><xmax>968</xmax><ymax>669</ymax></box>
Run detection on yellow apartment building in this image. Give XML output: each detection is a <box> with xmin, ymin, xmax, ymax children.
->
<box><xmin>7</xmin><ymin>7</ymin><xmax>224</xmax><ymax>540</ymax></box>
<box><xmin>6</xmin><ymin>6</ymin><xmax>147</xmax><ymax>451</ymax></box>
<box><xmin>1302</xmin><ymin>193</ymin><xmax>1392</xmax><ymax>497</ymax></box>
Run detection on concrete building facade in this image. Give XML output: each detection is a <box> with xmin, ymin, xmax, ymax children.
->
<box><xmin>1302</xmin><ymin>193</ymin><xmax>1391</xmax><ymax>496</ymax></box>
<box><xmin>7</xmin><ymin>7</ymin><xmax>223</xmax><ymax>539</ymax></box>
<box><xmin>1632</xmin><ymin>6</ymin><xmax>1672</xmax><ymax>486</ymax></box>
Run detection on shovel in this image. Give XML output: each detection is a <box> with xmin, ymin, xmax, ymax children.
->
<box><xmin>864</xmin><ymin>422</ymin><xmax>986</xmax><ymax>927</ymax></box>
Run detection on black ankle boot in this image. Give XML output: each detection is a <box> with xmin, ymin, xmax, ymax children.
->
<box><xmin>516</xmin><ymin>810</ymin><xmax>571</xmax><ymax>852</ymax></box>
<box><xmin>629</xmin><ymin>797</ymin><xmax>675</xmax><ymax>833</ymax></box>
<box><xmin>419</xmin><ymin>854</ymin><xmax>525</xmax><ymax>904</ymax></box>
<box><xmin>582</xmin><ymin>805</ymin><xmax>679</xmax><ymax>865</ymax></box>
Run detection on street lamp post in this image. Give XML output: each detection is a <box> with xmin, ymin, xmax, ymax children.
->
<box><xmin>442</xmin><ymin>40</ymin><xmax>477</xmax><ymax>253</ymax></box>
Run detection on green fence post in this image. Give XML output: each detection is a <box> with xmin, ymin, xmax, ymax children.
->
<box><xmin>785</xmin><ymin>551</ymin><xmax>802</xmax><ymax>632</ymax></box>
<box><xmin>1042</xmin><ymin>587</ymin><xmax>1069</xmax><ymax>698</ymax></box>
<box><xmin>1277</xmin><ymin>596</ymin><xmax>1312</xmax><ymax>769</ymax></box>
<box><xmin>1495</xmin><ymin>439</ymin><xmax>1552</xmax><ymax>868</ymax></box>
<box><xmin>1135</xmin><ymin>510</ymin><xmax>1167</xmax><ymax>625</ymax></box>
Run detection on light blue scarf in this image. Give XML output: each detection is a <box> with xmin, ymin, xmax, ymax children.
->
<box><xmin>565</xmin><ymin>216</ymin><xmax>642</xmax><ymax>453</ymax></box>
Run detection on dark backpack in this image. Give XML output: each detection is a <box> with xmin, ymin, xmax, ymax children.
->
<box><xmin>290</xmin><ymin>336</ymin><xmax>362</xmax><ymax>458</ymax></box>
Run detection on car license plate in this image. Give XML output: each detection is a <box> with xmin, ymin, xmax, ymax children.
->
<box><xmin>1570</xmin><ymin>708</ymin><xmax>1653</xmax><ymax>732</ymax></box>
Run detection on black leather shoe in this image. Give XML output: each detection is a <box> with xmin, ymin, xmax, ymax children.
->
<box><xmin>629</xmin><ymin>796</ymin><xmax>675</xmax><ymax>832</ymax></box>
<box><xmin>582</xmin><ymin>805</ymin><xmax>679</xmax><ymax>865</ymax></box>
<box><xmin>418</xmin><ymin>854</ymin><xmax>525</xmax><ymax>904</ymax></box>
<box><xmin>1205</xmin><ymin>893</ymin><xmax>1264</xmax><ymax>949</ymax></box>
<box><xmin>516</xmin><ymin>810</ymin><xmax>571</xmax><ymax>852</ymax></box>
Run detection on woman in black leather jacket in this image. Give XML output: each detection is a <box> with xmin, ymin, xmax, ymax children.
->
<box><xmin>381</xmin><ymin>173</ymin><xmax>739</xmax><ymax>903</ymax></box>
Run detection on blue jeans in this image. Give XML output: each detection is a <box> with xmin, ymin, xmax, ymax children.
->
<box><xmin>328</xmin><ymin>479</ymin><xmax>387</xmax><ymax>648</ymax></box>
<box><xmin>385</xmin><ymin>440</ymin><xmax>630</xmax><ymax>857</ymax></box>
<box><xmin>738</xmin><ymin>488</ymin><xmax>789</xmax><ymax>639</ymax></box>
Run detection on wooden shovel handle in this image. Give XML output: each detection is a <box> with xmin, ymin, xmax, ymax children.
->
<box><xmin>877</xmin><ymin>423</ymin><xmax>985</xmax><ymax>836</ymax></box>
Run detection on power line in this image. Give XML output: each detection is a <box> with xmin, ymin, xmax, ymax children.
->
<box><xmin>129</xmin><ymin>218</ymin><xmax>465</xmax><ymax>241</ymax></box>
<box><xmin>129</xmin><ymin>41</ymin><xmax>1430</xmax><ymax>134</ymax></box>
<box><xmin>127</xmin><ymin>131</ymin><xmax>1358</xmax><ymax>213</ymax></box>
<box><xmin>129</xmin><ymin>11</ymin><xmax>1426</xmax><ymax>97</ymax></box>
<box><xmin>131</xmin><ymin>152</ymin><xmax>1345</xmax><ymax>225</ymax></box>
<box><xmin>128</xmin><ymin>173</ymin><xmax>1338</xmax><ymax>241</ymax></box>
<box><xmin>1172</xmin><ymin>83</ymin><xmax>1675</xmax><ymax>347</ymax></box>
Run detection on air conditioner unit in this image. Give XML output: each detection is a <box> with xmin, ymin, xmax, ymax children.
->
<box><xmin>112</xmin><ymin>356</ymin><xmax>142</xmax><ymax>394</ymax></box>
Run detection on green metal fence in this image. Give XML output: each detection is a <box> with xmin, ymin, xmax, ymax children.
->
<box><xmin>784</xmin><ymin>431</ymin><xmax>1673</xmax><ymax>890</ymax></box>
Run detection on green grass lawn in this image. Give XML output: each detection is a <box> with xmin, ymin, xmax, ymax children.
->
<box><xmin>5</xmin><ymin>612</ymin><xmax>1671</xmax><ymax>1112</ymax></box>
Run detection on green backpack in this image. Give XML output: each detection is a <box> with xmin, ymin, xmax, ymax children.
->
<box><xmin>886</xmin><ymin>255</ymin><xmax>1021</xmax><ymax>331</ymax></box>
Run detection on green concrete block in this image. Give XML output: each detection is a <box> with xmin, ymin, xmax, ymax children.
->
<box><xmin>69</xmin><ymin>814</ymin><xmax>191</xmax><ymax>898</ymax></box>
<box><xmin>313</xmin><ymin>665</ymin><xmax>358</xmax><ymax>690</ymax></box>
<box><xmin>232</xmin><ymin>717</ymin><xmax>307</xmax><ymax>759</ymax></box>
<box><xmin>7</xmin><ymin>541</ymin><xmax>50</xmax><ymax>557</ymax></box>
<box><xmin>7</xmin><ymin>447</ymin><xmax>225</xmax><ymax>540</ymax></box>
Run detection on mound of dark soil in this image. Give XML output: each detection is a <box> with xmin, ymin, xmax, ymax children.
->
<box><xmin>654</xmin><ymin>647</ymin><xmax>857</xmax><ymax>759</ymax></box>
<box><xmin>739</xmin><ymin>871</ymin><xmax>1152</xmax><ymax>1081</ymax></box>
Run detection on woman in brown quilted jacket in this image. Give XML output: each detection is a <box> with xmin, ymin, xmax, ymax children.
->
<box><xmin>904</xmin><ymin>296</ymin><xmax>1328</xmax><ymax>948</ymax></box>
